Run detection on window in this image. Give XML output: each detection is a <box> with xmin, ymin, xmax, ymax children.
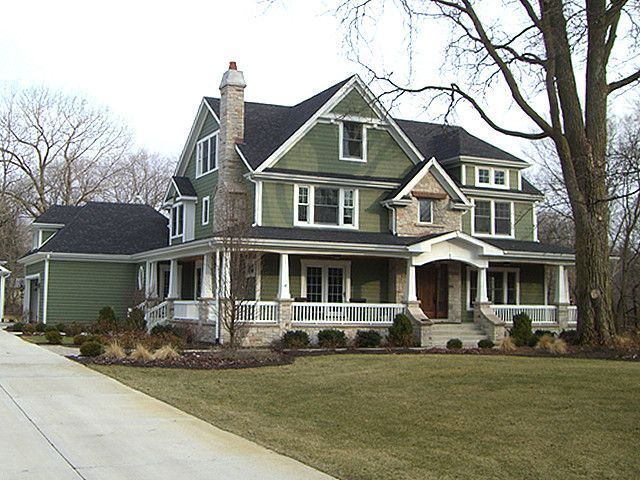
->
<box><xmin>201</xmin><ymin>197</ymin><xmax>210</xmax><ymax>225</ymax></box>
<box><xmin>418</xmin><ymin>199</ymin><xmax>433</xmax><ymax>224</ymax></box>
<box><xmin>340</xmin><ymin>121</ymin><xmax>366</xmax><ymax>161</ymax></box>
<box><xmin>475</xmin><ymin>166</ymin><xmax>509</xmax><ymax>189</ymax></box>
<box><xmin>472</xmin><ymin>199</ymin><xmax>513</xmax><ymax>237</ymax></box>
<box><xmin>196</xmin><ymin>133</ymin><xmax>218</xmax><ymax>176</ymax></box>
<box><xmin>295</xmin><ymin>185</ymin><xmax>358</xmax><ymax>228</ymax></box>
<box><xmin>171</xmin><ymin>204</ymin><xmax>184</xmax><ymax>238</ymax></box>
<box><xmin>468</xmin><ymin>268</ymin><xmax>519</xmax><ymax>308</ymax></box>
<box><xmin>301</xmin><ymin>260</ymin><xmax>351</xmax><ymax>303</ymax></box>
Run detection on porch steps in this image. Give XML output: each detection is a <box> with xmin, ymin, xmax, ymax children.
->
<box><xmin>429</xmin><ymin>323</ymin><xmax>489</xmax><ymax>348</ymax></box>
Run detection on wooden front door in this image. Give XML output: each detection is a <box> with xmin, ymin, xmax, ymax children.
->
<box><xmin>416</xmin><ymin>264</ymin><xmax>449</xmax><ymax>318</ymax></box>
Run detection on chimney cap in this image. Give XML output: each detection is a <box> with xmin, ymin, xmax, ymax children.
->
<box><xmin>229</xmin><ymin>61</ymin><xmax>237</xmax><ymax>70</ymax></box>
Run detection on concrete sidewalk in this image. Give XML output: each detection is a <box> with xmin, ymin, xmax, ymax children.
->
<box><xmin>0</xmin><ymin>330</ymin><xmax>334</xmax><ymax>479</ymax></box>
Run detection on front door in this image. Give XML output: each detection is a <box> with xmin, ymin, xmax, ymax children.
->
<box><xmin>304</xmin><ymin>265</ymin><xmax>345</xmax><ymax>303</ymax></box>
<box><xmin>416</xmin><ymin>264</ymin><xmax>448</xmax><ymax>318</ymax></box>
<box><xmin>28</xmin><ymin>278</ymin><xmax>39</xmax><ymax>323</ymax></box>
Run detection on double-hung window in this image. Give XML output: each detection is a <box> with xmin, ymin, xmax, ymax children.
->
<box><xmin>171</xmin><ymin>204</ymin><xmax>184</xmax><ymax>238</ymax></box>
<box><xmin>473</xmin><ymin>200</ymin><xmax>513</xmax><ymax>236</ymax></box>
<box><xmin>475</xmin><ymin>166</ymin><xmax>509</xmax><ymax>189</ymax></box>
<box><xmin>201</xmin><ymin>196</ymin><xmax>210</xmax><ymax>225</ymax></box>
<box><xmin>340</xmin><ymin>121</ymin><xmax>366</xmax><ymax>161</ymax></box>
<box><xmin>295</xmin><ymin>185</ymin><xmax>358</xmax><ymax>228</ymax></box>
<box><xmin>196</xmin><ymin>133</ymin><xmax>218</xmax><ymax>177</ymax></box>
<box><xmin>418</xmin><ymin>199</ymin><xmax>433</xmax><ymax>224</ymax></box>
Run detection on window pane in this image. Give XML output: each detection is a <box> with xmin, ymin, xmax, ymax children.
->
<box><xmin>419</xmin><ymin>199</ymin><xmax>432</xmax><ymax>223</ymax></box>
<box><xmin>494</xmin><ymin>202</ymin><xmax>511</xmax><ymax>235</ymax></box>
<box><xmin>494</xmin><ymin>170</ymin><xmax>506</xmax><ymax>185</ymax></box>
<box><xmin>327</xmin><ymin>267</ymin><xmax>344</xmax><ymax>303</ymax></box>
<box><xmin>489</xmin><ymin>272</ymin><xmax>504</xmax><ymax>304</ymax></box>
<box><xmin>470</xmin><ymin>269</ymin><xmax>478</xmax><ymax>306</ymax></box>
<box><xmin>507</xmin><ymin>272</ymin><xmax>517</xmax><ymax>304</ymax></box>
<box><xmin>298</xmin><ymin>205</ymin><xmax>308</xmax><ymax>222</ymax></box>
<box><xmin>343</xmin><ymin>122</ymin><xmax>363</xmax><ymax>159</ymax></box>
<box><xmin>210</xmin><ymin>136</ymin><xmax>217</xmax><ymax>170</ymax></box>
<box><xmin>478</xmin><ymin>169</ymin><xmax>490</xmax><ymax>183</ymax></box>
<box><xmin>202</xmin><ymin>140</ymin><xmax>209</xmax><ymax>172</ymax></box>
<box><xmin>314</xmin><ymin>188</ymin><xmax>339</xmax><ymax>224</ymax></box>
<box><xmin>474</xmin><ymin>201</ymin><xmax>491</xmax><ymax>233</ymax></box>
<box><xmin>343</xmin><ymin>207</ymin><xmax>353</xmax><ymax>225</ymax></box>
<box><xmin>343</xmin><ymin>189</ymin><xmax>355</xmax><ymax>225</ymax></box>
<box><xmin>306</xmin><ymin>267</ymin><xmax>322</xmax><ymax>302</ymax></box>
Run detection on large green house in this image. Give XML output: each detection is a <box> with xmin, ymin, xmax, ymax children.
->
<box><xmin>20</xmin><ymin>63</ymin><xmax>576</xmax><ymax>346</ymax></box>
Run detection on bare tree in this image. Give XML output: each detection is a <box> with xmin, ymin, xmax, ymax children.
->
<box><xmin>0</xmin><ymin>198</ymin><xmax>29</xmax><ymax>317</ymax></box>
<box><xmin>0</xmin><ymin>87</ymin><xmax>131</xmax><ymax>217</ymax></box>
<box><xmin>337</xmin><ymin>0</ymin><xmax>640</xmax><ymax>345</ymax></box>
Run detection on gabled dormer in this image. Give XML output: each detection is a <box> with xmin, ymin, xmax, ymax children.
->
<box><xmin>30</xmin><ymin>205</ymin><xmax>82</xmax><ymax>250</ymax></box>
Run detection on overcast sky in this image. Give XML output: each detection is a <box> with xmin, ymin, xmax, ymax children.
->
<box><xmin>0</xmin><ymin>0</ymin><xmax>565</xmax><ymax>163</ymax></box>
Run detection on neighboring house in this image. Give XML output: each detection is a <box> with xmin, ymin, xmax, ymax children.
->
<box><xmin>19</xmin><ymin>63</ymin><xmax>576</xmax><ymax>346</ymax></box>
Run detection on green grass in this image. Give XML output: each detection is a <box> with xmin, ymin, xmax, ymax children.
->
<box><xmin>20</xmin><ymin>335</ymin><xmax>76</xmax><ymax>346</ymax></box>
<box><xmin>92</xmin><ymin>355</ymin><xmax>640</xmax><ymax>480</ymax></box>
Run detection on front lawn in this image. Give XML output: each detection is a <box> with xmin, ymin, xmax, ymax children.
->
<box><xmin>92</xmin><ymin>355</ymin><xmax>640</xmax><ymax>480</ymax></box>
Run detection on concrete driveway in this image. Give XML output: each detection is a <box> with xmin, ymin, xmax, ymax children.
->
<box><xmin>0</xmin><ymin>330</ymin><xmax>334</xmax><ymax>480</ymax></box>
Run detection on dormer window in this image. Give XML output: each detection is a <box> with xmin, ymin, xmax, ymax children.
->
<box><xmin>475</xmin><ymin>166</ymin><xmax>509</xmax><ymax>189</ymax></box>
<box><xmin>418</xmin><ymin>199</ymin><xmax>433</xmax><ymax>224</ymax></box>
<box><xmin>171</xmin><ymin>204</ymin><xmax>184</xmax><ymax>238</ymax></box>
<box><xmin>340</xmin><ymin>121</ymin><xmax>366</xmax><ymax>162</ymax></box>
<box><xmin>478</xmin><ymin>168</ymin><xmax>490</xmax><ymax>184</ymax></box>
<box><xmin>196</xmin><ymin>133</ymin><xmax>218</xmax><ymax>177</ymax></box>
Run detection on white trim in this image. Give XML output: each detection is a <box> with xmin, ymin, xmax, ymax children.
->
<box><xmin>532</xmin><ymin>202</ymin><xmax>539</xmax><ymax>241</ymax></box>
<box><xmin>254</xmin><ymin>180</ymin><xmax>263</xmax><ymax>226</ymax></box>
<box><xmin>252</xmin><ymin>172</ymin><xmax>398</xmax><ymax>189</ymax></box>
<box><xmin>235</xmin><ymin>144</ymin><xmax>254</xmax><ymax>172</ymax></box>
<box><xmin>466</xmin><ymin>266</ymin><xmax>520</xmax><ymax>310</ymax></box>
<box><xmin>439</xmin><ymin>155</ymin><xmax>531</xmax><ymax>168</ymax></box>
<box><xmin>24</xmin><ymin>273</ymin><xmax>41</xmax><ymax>323</ymax></box>
<box><xmin>201</xmin><ymin>196</ymin><xmax>210</xmax><ymax>226</ymax></box>
<box><xmin>460</xmin><ymin>165</ymin><xmax>466</xmax><ymax>185</ymax></box>
<box><xmin>338</xmin><ymin>121</ymin><xmax>368</xmax><ymax>162</ymax></box>
<box><xmin>31</xmin><ymin>222</ymin><xmax>65</xmax><ymax>229</ymax></box>
<box><xmin>195</xmin><ymin>132</ymin><xmax>219</xmax><ymax>178</ymax></box>
<box><xmin>300</xmin><ymin>259</ymin><xmax>351</xmax><ymax>302</ymax></box>
<box><xmin>471</xmin><ymin>198</ymin><xmax>515</xmax><ymax>238</ymax></box>
<box><xmin>461</xmin><ymin>187</ymin><xmax>543</xmax><ymax>201</ymax></box>
<box><xmin>42</xmin><ymin>257</ymin><xmax>50</xmax><ymax>324</ymax></box>
<box><xmin>475</xmin><ymin>166</ymin><xmax>509</xmax><ymax>189</ymax></box>
<box><xmin>170</xmin><ymin>203</ymin><xmax>185</xmax><ymax>242</ymax></box>
<box><xmin>293</xmin><ymin>184</ymin><xmax>359</xmax><ymax>229</ymax></box>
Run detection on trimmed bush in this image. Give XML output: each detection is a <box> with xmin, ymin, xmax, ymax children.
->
<box><xmin>446</xmin><ymin>338</ymin><xmax>463</xmax><ymax>349</ymax></box>
<box><xmin>73</xmin><ymin>333</ymin><xmax>104</xmax><ymax>346</ymax></box>
<box><xmin>35</xmin><ymin>322</ymin><xmax>47</xmax><ymax>333</ymax></box>
<box><xmin>282</xmin><ymin>330</ymin><xmax>310</xmax><ymax>349</ymax></box>
<box><xmin>510</xmin><ymin>313</ymin><xmax>532</xmax><ymax>347</ymax></box>
<box><xmin>477</xmin><ymin>339</ymin><xmax>494</xmax><ymax>349</ymax></box>
<box><xmin>317</xmin><ymin>329</ymin><xmax>347</xmax><ymax>349</ymax></box>
<box><xmin>80</xmin><ymin>341</ymin><xmax>103</xmax><ymax>357</ymax></box>
<box><xmin>355</xmin><ymin>330</ymin><xmax>382</xmax><ymax>348</ymax></box>
<box><xmin>22</xmin><ymin>324</ymin><xmax>36</xmax><ymax>334</ymax></box>
<box><xmin>388</xmin><ymin>314</ymin><xmax>414</xmax><ymax>347</ymax></box>
<box><xmin>45</xmin><ymin>330</ymin><xmax>62</xmax><ymax>344</ymax></box>
<box><xmin>6</xmin><ymin>322</ymin><xmax>24</xmax><ymax>332</ymax></box>
<box><xmin>94</xmin><ymin>306</ymin><xmax>118</xmax><ymax>333</ymax></box>
<box><xmin>527</xmin><ymin>335</ymin><xmax>540</xmax><ymax>347</ymax></box>
<box><xmin>54</xmin><ymin>323</ymin><xmax>67</xmax><ymax>333</ymax></box>
<box><xmin>44</xmin><ymin>324</ymin><xmax>59</xmax><ymax>333</ymax></box>
<box><xmin>65</xmin><ymin>323</ymin><xmax>85</xmax><ymax>337</ymax></box>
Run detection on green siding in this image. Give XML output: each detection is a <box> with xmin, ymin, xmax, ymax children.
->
<box><xmin>514</xmin><ymin>202</ymin><xmax>535</xmax><ymax>241</ymax></box>
<box><xmin>262</xmin><ymin>182</ymin><xmax>294</xmax><ymax>227</ymax></box>
<box><xmin>509</xmin><ymin>170</ymin><xmax>519</xmax><ymax>190</ymax></box>
<box><xmin>47</xmin><ymin>261</ymin><xmax>137</xmax><ymax>324</ymax></box>
<box><xmin>330</xmin><ymin>88</ymin><xmax>377</xmax><ymax>118</ymax></box>
<box><xmin>273</xmin><ymin>123</ymin><xmax>414</xmax><ymax>179</ymax></box>
<box><xmin>519</xmin><ymin>264</ymin><xmax>545</xmax><ymax>304</ymax></box>
<box><xmin>359</xmin><ymin>188</ymin><xmax>389</xmax><ymax>232</ymax></box>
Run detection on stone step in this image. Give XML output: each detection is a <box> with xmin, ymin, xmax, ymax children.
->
<box><xmin>428</xmin><ymin>322</ymin><xmax>489</xmax><ymax>347</ymax></box>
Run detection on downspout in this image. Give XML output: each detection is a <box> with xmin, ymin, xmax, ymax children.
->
<box><xmin>43</xmin><ymin>254</ymin><xmax>50</xmax><ymax>324</ymax></box>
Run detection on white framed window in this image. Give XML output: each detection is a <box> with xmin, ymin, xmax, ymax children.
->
<box><xmin>339</xmin><ymin>121</ymin><xmax>367</xmax><ymax>162</ymax></box>
<box><xmin>301</xmin><ymin>259</ymin><xmax>351</xmax><ymax>303</ymax></box>
<box><xmin>294</xmin><ymin>185</ymin><xmax>359</xmax><ymax>228</ymax></box>
<box><xmin>472</xmin><ymin>199</ymin><xmax>514</xmax><ymax>237</ymax></box>
<box><xmin>467</xmin><ymin>267</ymin><xmax>519</xmax><ymax>309</ymax></box>
<box><xmin>418</xmin><ymin>199</ymin><xmax>433</xmax><ymax>224</ymax></box>
<box><xmin>196</xmin><ymin>133</ymin><xmax>218</xmax><ymax>177</ymax></box>
<box><xmin>170</xmin><ymin>203</ymin><xmax>184</xmax><ymax>238</ymax></box>
<box><xmin>201</xmin><ymin>196</ymin><xmax>210</xmax><ymax>225</ymax></box>
<box><xmin>475</xmin><ymin>166</ymin><xmax>509</xmax><ymax>189</ymax></box>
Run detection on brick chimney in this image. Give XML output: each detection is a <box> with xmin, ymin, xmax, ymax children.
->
<box><xmin>214</xmin><ymin>61</ymin><xmax>248</xmax><ymax>230</ymax></box>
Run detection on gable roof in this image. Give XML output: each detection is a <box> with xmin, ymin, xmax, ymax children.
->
<box><xmin>172</xmin><ymin>176</ymin><xmax>197</xmax><ymax>197</ymax></box>
<box><xmin>33</xmin><ymin>205</ymin><xmax>83</xmax><ymax>225</ymax></box>
<box><xmin>31</xmin><ymin>202</ymin><xmax>168</xmax><ymax>255</ymax></box>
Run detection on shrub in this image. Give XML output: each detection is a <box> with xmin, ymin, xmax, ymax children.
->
<box><xmin>355</xmin><ymin>330</ymin><xmax>382</xmax><ymax>348</ymax></box>
<box><xmin>281</xmin><ymin>330</ymin><xmax>310</xmax><ymax>349</ymax></box>
<box><xmin>446</xmin><ymin>338</ymin><xmax>463</xmax><ymax>349</ymax></box>
<box><xmin>94</xmin><ymin>306</ymin><xmax>118</xmax><ymax>333</ymax></box>
<box><xmin>534</xmin><ymin>329</ymin><xmax>555</xmax><ymax>338</ymax></box>
<box><xmin>54</xmin><ymin>323</ymin><xmax>67</xmax><ymax>333</ymax></box>
<box><xmin>44</xmin><ymin>324</ymin><xmax>59</xmax><ymax>333</ymax></box>
<box><xmin>35</xmin><ymin>322</ymin><xmax>46</xmax><ymax>332</ymax></box>
<box><xmin>317</xmin><ymin>329</ymin><xmax>347</xmax><ymax>349</ymax></box>
<box><xmin>103</xmin><ymin>341</ymin><xmax>126</xmax><ymax>360</ymax></box>
<box><xmin>498</xmin><ymin>336</ymin><xmax>516</xmax><ymax>352</ymax></box>
<box><xmin>510</xmin><ymin>313</ymin><xmax>532</xmax><ymax>346</ymax></box>
<box><xmin>73</xmin><ymin>333</ymin><xmax>104</xmax><ymax>346</ymax></box>
<box><xmin>45</xmin><ymin>330</ymin><xmax>62</xmax><ymax>344</ymax></box>
<box><xmin>6</xmin><ymin>322</ymin><xmax>24</xmax><ymax>332</ymax></box>
<box><xmin>130</xmin><ymin>344</ymin><xmax>153</xmax><ymax>361</ymax></box>
<box><xmin>150</xmin><ymin>324</ymin><xmax>175</xmax><ymax>336</ymax></box>
<box><xmin>527</xmin><ymin>335</ymin><xmax>540</xmax><ymax>347</ymax></box>
<box><xmin>536</xmin><ymin>335</ymin><xmax>568</xmax><ymax>354</ymax></box>
<box><xmin>559</xmin><ymin>329</ymin><xmax>579</xmax><ymax>345</ymax></box>
<box><xmin>124</xmin><ymin>307</ymin><xmax>146</xmax><ymax>332</ymax></box>
<box><xmin>152</xmin><ymin>344</ymin><xmax>181</xmax><ymax>360</ymax></box>
<box><xmin>22</xmin><ymin>324</ymin><xmax>36</xmax><ymax>334</ymax></box>
<box><xmin>388</xmin><ymin>314</ymin><xmax>414</xmax><ymax>347</ymax></box>
<box><xmin>477</xmin><ymin>339</ymin><xmax>494</xmax><ymax>349</ymax></box>
<box><xmin>80</xmin><ymin>341</ymin><xmax>103</xmax><ymax>357</ymax></box>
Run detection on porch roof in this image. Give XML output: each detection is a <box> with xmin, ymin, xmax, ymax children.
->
<box><xmin>482</xmin><ymin>238</ymin><xmax>573</xmax><ymax>255</ymax></box>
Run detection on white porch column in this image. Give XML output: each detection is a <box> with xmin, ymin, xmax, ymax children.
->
<box><xmin>277</xmin><ymin>253</ymin><xmax>291</xmax><ymax>300</ymax></box>
<box><xmin>214</xmin><ymin>249</ymin><xmax>221</xmax><ymax>298</ymax></box>
<box><xmin>221</xmin><ymin>251</ymin><xmax>231</xmax><ymax>298</ymax></box>
<box><xmin>406</xmin><ymin>260</ymin><xmax>417</xmax><ymax>303</ymax></box>
<box><xmin>476</xmin><ymin>267</ymin><xmax>489</xmax><ymax>303</ymax></box>
<box><xmin>0</xmin><ymin>274</ymin><xmax>6</xmax><ymax>322</ymax></box>
<box><xmin>201</xmin><ymin>253</ymin><xmax>214</xmax><ymax>298</ymax></box>
<box><xmin>168</xmin><ymin>259</ymin><xmax>179</xmax><ymax>299</ymax></box>
<box><xmin>555</xmin><ymin>264</ymin><xmax>569</xmax><ymax>304</ymax></box>
<box><xmin>145</xmin><ymin>261</ymin><xmax>158</xmax><ymax>299</ymax></box>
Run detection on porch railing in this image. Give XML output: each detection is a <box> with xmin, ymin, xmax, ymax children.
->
<box><xmin>146</xmin><ymin>301</ymin><xmax>168</xmax><ymax>331</ymax></box>
<box><xmin>491</xmin><ymin>305</ymin><xmax>557</xmax><ymax>324</ymax></box>
<box><xmin>568</xmin><ymin>306</ymin><xmax>578</xmax><ymax>326</ymax></box>
<box><xmin>292</xmin><ymin>302</ymin><xmax>406</xmax><ymax>324</ymax></box>
<box><xmin>236</xmin><ymin>301</ymin><xmax>279</xmax><ymax>323</ymax></box>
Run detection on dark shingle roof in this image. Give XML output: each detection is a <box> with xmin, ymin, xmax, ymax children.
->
<box><xmin>172</xmin><ymin>176</ymin><xmax>197</xmax><ymax>197</ymax></box>
<box><xmin>205</xmin><ymin>77</ymin><xmax>353</xmax><ymax>170</ymax></box>
<box><xmin>34</xmin><ymin>205</ymin><xmax>83</xmax><ymax>225</ymax></box>
<box><xmin>36</xmin><ymin>202</ymin><xmax>168</xmax><ymax>255</ymax></box>
<box><xmin>483</xmin><ymin>238</ymin><xmax>574</xmax><ymax>255</ymax></box>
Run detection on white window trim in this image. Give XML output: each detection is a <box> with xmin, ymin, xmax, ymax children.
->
<box><xmin>300</xmin><ymin>259</ymin><xmax>351</xmax><ymax>303</ymax></box>
<box><xmin>338</xmin><ymin>121</ymin><xmax>368</xmax><ymax>162</ymax></box>
<box><xmin>293</xmin><ymin>184</ymin><xmax>359</xmax><ymax>229</ymax></box>
<box><xmin>475</xmin><ymin>166</ymin><xmax>510</xmax><ymax>189</ymax></box>
<box><xmin>417</xmin><ymin>198</ymin><xmax>434</xmax><ymax>225</ymax></box>
<box><xmin>23</xmin><ymin>273</ymin><xmax>41</xmax><ymax>322</ymax></box>
<box><xmin>170</xmin><ymin>203</ymin><xmax>185</xmax><ymax>240</ymax></box>
<box><xmin>137</xmin><ymin>266</ymin><xmax>145</xmax><ymax>290</ymax></box>
<box><xmin>466</xmin><ymin>266</ymin><xmax>520</xmax><ymax>310</ymax></box>
<box><xmin>195</xmin><ymin>132</ymin><xmax>219</xmax><ymax>178</ymax></box>
<box><xmin>471</xmin><ymin>198</ymin><xmax>515</xmax><ymax>238</ymax></box>
<box><xmin>201</xmin><ymin>196</ymin><xmax>210</xmax><ymax>226</ymax></box>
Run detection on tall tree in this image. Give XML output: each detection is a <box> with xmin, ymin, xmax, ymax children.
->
<box><xmin>337</xmin><ymin>0</ymin><xmax>640</xmax><ymax>345</ymax></box>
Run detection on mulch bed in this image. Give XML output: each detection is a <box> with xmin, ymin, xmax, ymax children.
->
<box><xmin>73</xmin><ymin>350</ymin><xmax>294</xmax><ymax>370</ymax></box>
